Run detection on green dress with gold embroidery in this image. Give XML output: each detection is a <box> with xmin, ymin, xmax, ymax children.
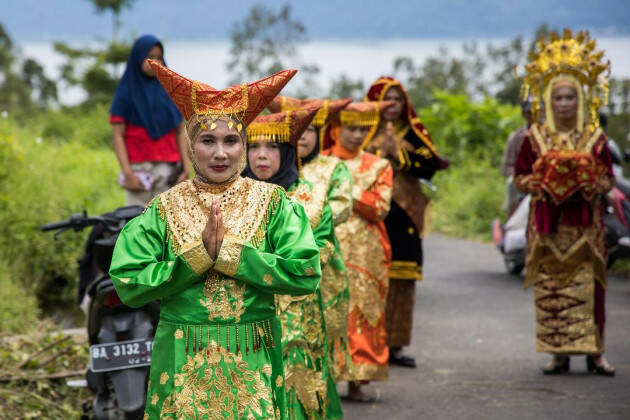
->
<box><xmin>109</xmin><ymin>177</ymin><xmax>321</xmax><ymax>420</ymax></box>
<box><xmin>302</xmin><ymin>155</ymin><xmax>354</xmax><ymax>395</ymax></box>
<box><xmin>276</xmin><ymin>178</ymin><xmax>342</xmax><ymax>420</ymax></box>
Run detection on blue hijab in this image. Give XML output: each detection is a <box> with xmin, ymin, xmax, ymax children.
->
<box><xmin>110</xmin><ymin>35</ymin><xmax>182</xmax><ymax>140</ymax></box>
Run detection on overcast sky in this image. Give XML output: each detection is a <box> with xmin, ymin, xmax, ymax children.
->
<box><xmin>3</xmin><ymin>0</ymin><xmax>629</xmax><ymax>42</ymax></box>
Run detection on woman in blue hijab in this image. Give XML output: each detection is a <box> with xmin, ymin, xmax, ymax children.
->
<box><xmin>110</xmin><ymin>34</ymin><xmax>188</xmax><ymax>206</ymax></box>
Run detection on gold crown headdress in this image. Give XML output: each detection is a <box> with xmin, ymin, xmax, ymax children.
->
<box><xmin>521</xmin><ymin>29</ymin><xmax>610</xmax><ymax>134</ymax></box>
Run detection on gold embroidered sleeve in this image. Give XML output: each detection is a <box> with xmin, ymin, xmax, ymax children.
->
<box><xmin>328</xmin><ymin>162</ymin><xmax>353</xmax><ymax>226</ymax></box>
<box><xmin>214</xmin><ymin>234</ymin><xmax>245</xmax><ymax>277</ymax></box>
<box><xmin>180</xmin><ymin>239</ymin><xmax>213</xmax><ymax>275</ymax></box>
<box><xmin>109</xmin><ymin>200</ymin><xmax>204</xmax><ymax>308</ymax></box>
<box><xmin>320</xmin><ymin>240</ymin><xmax>335</xmax><ymax>267</ymax></box>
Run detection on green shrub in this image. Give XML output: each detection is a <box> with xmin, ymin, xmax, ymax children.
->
<box><xmin>0</xmin><ymin>113</ymin><xmax>123</xmax><ymax>314</ymax></box>
<box><xmin>418</xmin><ymin>91</ymin><xmax>523</xmax><ymax>240</ymax></box>
<box><xmin>0</xmin><ymin>260</ymin><xmax>40</xmax><ymax>334</ymax></box>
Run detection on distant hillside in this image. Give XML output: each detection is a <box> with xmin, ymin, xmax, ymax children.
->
<box><xmin>3</xmin><ymin>0</ymin><xmax>629</xmax><ymax>41</ymax></box>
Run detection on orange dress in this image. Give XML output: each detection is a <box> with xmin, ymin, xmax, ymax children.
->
<box><xmin>322</xmin><ymin>147</ymin><xmax>393</xmax><ymax>381</ymax></box>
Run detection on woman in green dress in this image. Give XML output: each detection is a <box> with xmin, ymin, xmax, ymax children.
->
<box><xmin>268</xmin><ymin>97</ymin><xmax>355</xmax><ymax>405</ymax></box>
<box><xmin>109</xmin><ymin>61</ymin><xmax>322</xmax><ymax>420</ymax></box>
<box><xmin>244</xmin><ymin>106</ymin><xmax>344</xmax><ymax>419</ymax></box>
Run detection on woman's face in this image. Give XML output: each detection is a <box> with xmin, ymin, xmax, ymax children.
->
<box><xmin>141</xmin><ymin>45</ymin><xmax>164</xmax><ymax>77</ymax></box>
<box><xmin>382</xmin><ymin>87</ymin><xmax>405</xmax><ymax>122</ymax></box>
<box><xmin>340</xmin><ymin>125</ymin><xmax>370</xmax><ymax>152</ymax></box>
<box><xmin>551</xmin><ymin>83</ymin><xmax>578</xmax><ymax>124</ymax></box>
<box><xmin>192</xmin><ymin>120</ymin><xmax>244</xmax><ymax>183</ymax></box>
<box><xmin>297</xmin><ymin>125</ymin><xmax>317</xmax><ymax>158</ymax></box>
<box><xmin>248</xmin><ymin>142</ymin><xmax>281</xmax><ymax>181</ymax></box>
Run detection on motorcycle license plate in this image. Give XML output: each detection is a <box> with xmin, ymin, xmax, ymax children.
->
<box><xmin>89</xmin><ymin>338</ymin><xmax>153</xmax><ymax>373</ymax></box>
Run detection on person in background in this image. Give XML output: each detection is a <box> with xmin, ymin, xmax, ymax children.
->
<box><xmin>514</xmin><ymin>29</ymin><xmax>615</xmax><ymax>377</ymax></box>
<box><xmin>245</xmin><ymin>105</ymin><xmax>344</xmax><ymax>419</ymax></box>
<box><xmin>502</xmin><ymin>98</ymin><xmax>534</xmax><ymax>215</ymax></box>
<box><xmin>321</xmin><ymin>101</ymin><xmax>394</xmax><ymax>402</ymax></box>
<box><xmin>268</xmin><ymin>97</ymin><xmax>355</xmax><ymax>407</ymax></box>
<box><xmin>364</xmin><ymin>77</ymin><xmax>449</xmax><ymax>369</ymax></box>
<box><xmin>110</xmin><ymin>34</ymin><xmax>189</xmax><ymax>206</ymax></box>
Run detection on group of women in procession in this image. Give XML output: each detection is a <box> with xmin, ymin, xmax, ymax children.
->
<box><xmin>108</xmin><ymin>28</ymin><xmax>616</xmax><ymax>419</ymax></box>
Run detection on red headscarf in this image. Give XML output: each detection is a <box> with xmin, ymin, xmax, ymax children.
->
<box><xmin>365</xmin><ymin>76</ymin><xmax>449</xmax><ymax>170</ymax></box>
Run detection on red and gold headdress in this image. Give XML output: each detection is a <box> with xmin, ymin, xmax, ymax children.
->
<box><xmin>365</xmin><ymin>76</ymin><xmax>448</xmax><ymax>169</ymax></box>
<box><xmin>321</xmin><ymin>100</ymin><xmax>395</xmax><ymax>150</ymax></box>
<box><xmin>148</xmin><ymin>59</ymin><xmax>297</xmax><ymax>139</ymax></box>
<box><xmin>267</xmin><ymin>96</ymin><xmax>353</xmax><ymax>128</ymax></box>
<box><xmin>246</xmin><ymin>106</ymin><xmax>321</xmax><ymax>172</ymax></box>
<box><xmin>520</xmin><ymin>29</ymin><xmax>610</xmax><ymax>134</ymax></box>
<box><xmin>246</xmin><ymin>106</ymin><xmax>321</xmax><ymax>148</ymax></box>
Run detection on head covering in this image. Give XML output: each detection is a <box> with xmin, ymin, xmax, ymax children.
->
<box><xmin>521</xmin><ymin>29</ymin><xmax>610</xmax><ymax>135</ymax></box>
<box><xmin>149</xmin><ymin>59</ymin><xmax>297</xmax><ymax>184</ymax></box>
<box><xmin>244</xmin><ymin>106</ymin><xmax>320</xmax><ymax>189</ymax></box>
<box><xmin>109</xmin><ymin>35</ymin><xmax>182</xmax><ymax>140</ymax></box>
<box><xmin>268</xmin><ymin>96</ymin><xmax>353</xmax><ymax>163</ymax></box>
<box><xmin>365</xmin><ymin>76</ymin><xmax>449</xmax><ymax>169</ymax></box>
<box><xmin>321</xmin><ymin>100</ymin><xmax>395</xmax><ymax>155</ymax></box>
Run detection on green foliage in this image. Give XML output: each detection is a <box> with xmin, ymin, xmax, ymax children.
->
<box><xmin>328</xmin><ymin>74</ymin><xmax>366</xmax><ymax>100</ymax></box>
<box><xmin>0</xmin><ymin>113</ymin><xmax>123</xmax><ymax>312</ymax></box>
<box><xmin>0</xmin><ymin>23</ymin><xmax>57</xmax><ymax>114</ymax></box>
<box><xmin>54</xmin><ymin>41</ymin><xmax>131</xmax><ymax>106</ymax></box>
<box><xmin>0</xmin><ymin>261</ymin><xmax>39</xmax><ymax>334</ymax></box>
<box><xmin>419</xmin><ymin>91</ymin><xmax>523</xmax><ymax>239</ymax></box>
<box><xmin>226</xmin><ymin>3</ymin><xmax>320</xmax><ymax>95</ymax></box>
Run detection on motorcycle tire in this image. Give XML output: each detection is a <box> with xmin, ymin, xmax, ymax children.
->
<box><xmin>504</xmin><ymin>257</ymin><xmax>524</xmax><ymax>276</ymax></box>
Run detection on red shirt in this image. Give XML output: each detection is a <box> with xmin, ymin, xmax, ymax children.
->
<box><xmin>110</xmin><ymin>115</ymin><xmax>181</xmax><ymax>163</ymax></box>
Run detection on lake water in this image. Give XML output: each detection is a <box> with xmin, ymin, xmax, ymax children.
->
<box><xmin>22</xmin><ymin>37</ymin><xmax>630</xmax><ymax>105</ymax></box>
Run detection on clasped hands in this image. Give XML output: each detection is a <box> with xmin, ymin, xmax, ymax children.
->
<box><xmin>202</xmin><ymin>201</ymin><xmax>224</xmax><ymax>261</ymax></box>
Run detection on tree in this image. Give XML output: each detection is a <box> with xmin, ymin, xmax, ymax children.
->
<box><xmin>0</xmin><ymin>23</ymin><xmax>57</xmax><ymax>113</ymax></box>
<box><xmin>88</xmin><ymin>0</ymin><xmax>137</xmax><ymax>42</ymax></box>
<box><xmin>226</xmin><ymin>3</ymin><xmax>319</xmax><ymax>94</ymax></box>
<box><xmin>54</xmin><ymin>41</ymin><xmax>131</xmax><ymax>106</ymax></box>
<box><xmin>327</xmin><ymin>74</ymin><xmax>365</xmax><ymax>100</ymax></box>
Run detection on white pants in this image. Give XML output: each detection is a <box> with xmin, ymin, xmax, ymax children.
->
<box><xmin>125</xmin><ymin>162</ymin><xmax>179</xmax><ymax>206</ymax></box>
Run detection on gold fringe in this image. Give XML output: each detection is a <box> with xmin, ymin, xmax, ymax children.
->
<box><xmin>311</xmin><ymin>100</ymin><xmax>329</xmax><ymax>127</ymax></box>
<box><xmin>340</xmin><ymin>109</ymin><xmax>379</xmax><ymax>127</ymax></box>
<box><xmin>246</xmin><ymin>122</ymin><xmax>292</xmax><ymax>143</ymax></box>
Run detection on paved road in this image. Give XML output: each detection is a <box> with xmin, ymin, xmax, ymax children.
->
<box><xmin>341</xmin><ymin>234</ymin><xmax>630</xmax><ymax>420</ymax></box>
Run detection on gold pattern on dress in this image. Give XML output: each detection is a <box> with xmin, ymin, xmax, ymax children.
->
<box><xmin>285</xmin><ymin>363</ymin><xmax>327</xmax><ymax>413</ymax></box>
<box><xmin>160</xmin><ymin>372</ymin><xmax>169</xmax><ymax>385</ymax></box>
<box><xmin>159</xmin><ymin>349</ymin><xmax>275</xmax><ymax>419</ymax></box>
<box><xmin>531</xmin><ymin>123</ymin><xmax>603</xmax><ymax>156</ymax></box>
<box><xmin>319</xmin><ymin>240</ymin><xmax>336</xmax><ymax>267</ymax></box>
<box><xmin>180</xmin><ymin>239</ymin><xmax>213</xmax><ymax>275</ymax></box>
<box><xmin>119</xmin><ymin>277</ymin><xmax>130</xmax><ymax>284</ymax></box>
<box><xmin>199</xmin><ymin>270</ymin><xmax>246</xmax><ymax>322</ymax></box>
<box><xmin>275</xmin><ymin>374</ymin><xmax>283</xmax><ymax>387</ymax></box>
<box><xmin>334</xmin><ymin>152</ymin><xmax>390</xmax><ymax>327</ymax></box>
<box><xmin>151</xmin><ymin>393</ymin><xmax>159</xmax><ymax>405</ymax></box>
<box><xmin>156</xmin><ymin>177</ymin><xmax>280</xmax><ymax>254</ymax></box>
<box><xmin>288</xmin><ymin>181</ymin><xmax>326</xmax><ymax>230</ymax></box>
<box><xmin>214</xmin><ymin>234</ymin><xmax>244</xmax><ymax>277</ymax></box>
<box><xmin>174</xmin><ymin>329</ymin><xmax>184</xmax><ymax>339</ymax></box>
<box><xmin>304</xmin><ymin>267</ymin><xmax>315</xmax><ymax>276</ymax></box>
<box><xmin>302</xmin><ymin>155</ymin><xmax>352</xmax><ymax>227</ymax></box>
<box><xmin>339</xmin><ymin>363</ymin><xmax>388</xmax><ymax>382</ymax></box>
<box><xmin>263</xmin><ymin>274</ymin><xmax>273</xmax><ymax>285</ymax></box>
<box><xmin>390</xmin><ymin>261</ymin><xmax>423</xmax><ymax>281</ymax></box>
<box><xmin>533</xmin><ymin>263</ymin><xmax>602</xmax><ymax>354</ymax></box>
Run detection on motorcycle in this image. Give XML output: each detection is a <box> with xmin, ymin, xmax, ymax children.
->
<box><xmin>492</xmin><ymin>139</ymin><xmax>630</xmax><ymax>275</ymax></box>
<box><xmin>42</xmin><ymin>205</ymin><xmax>159</xmax><ymax>420</ymax></box>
